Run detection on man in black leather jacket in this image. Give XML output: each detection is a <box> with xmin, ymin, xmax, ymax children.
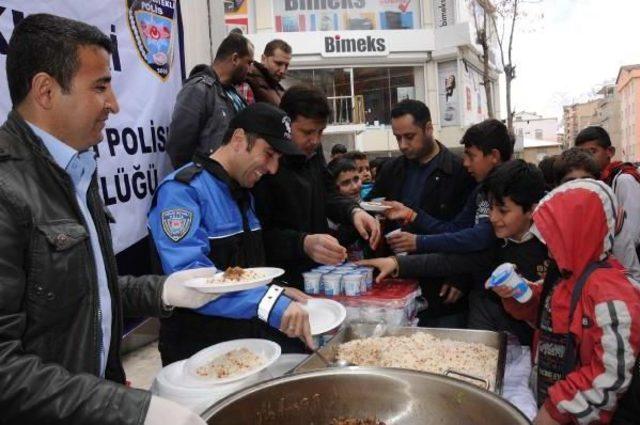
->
<box><xmin>0</xmin><ymin>14</ymin><xmax>216</xmax><ymax>425</ymax></box>
<box><xmin>166</xmin><ymin>33</ymin><xmax>253</xmax><ymax>169</ymax></box>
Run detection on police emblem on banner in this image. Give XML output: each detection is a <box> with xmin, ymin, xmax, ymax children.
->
<box><xmin>161</xmin><ymin>208</ymin><xmax>193</xmax><ymax>242</ymax></box>
<box><xmin>126</xmin><ymin>0</ymin><xmax>176</xmax><ymax>79</ymax></box>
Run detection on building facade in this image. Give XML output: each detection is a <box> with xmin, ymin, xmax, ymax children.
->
<box><xmin>562</xmin><ymin>99</ymin><xmax>599</xmax><ymax>150</ymax></box>
<box><xmin>521</xmin><ymin>137</ymin><xmax>562</xmax><ymax>165</ymax></box>
<box><xmin>513</xmin><ymin>111</ymin><xmax>558</xmax><ymax>142</ymax></box>
<box><xmin>236</xmin><ymin>0</ymin><xmax>501</xmax><ymax>156</ymax></box>
<box><xmin>617</xmin><ymin>65</ymin><xmax>640</xmax><ymax>162</ymax></box>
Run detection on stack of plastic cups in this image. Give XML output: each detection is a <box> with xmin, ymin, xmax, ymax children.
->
<box><xmin>302</xmin><ymin>271</ymin><xmax>322</xmax><ymax>295</ymax></box>
<box><xmin>322</xmin><ymin>273</ymin><xmax>342</xmax><ymax>297</ymax></box>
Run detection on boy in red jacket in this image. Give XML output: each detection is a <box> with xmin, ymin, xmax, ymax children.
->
<box><xmin>492</xmin><ymin>179</ymin><xmax>640</xmax><ymax>424</ymax></box>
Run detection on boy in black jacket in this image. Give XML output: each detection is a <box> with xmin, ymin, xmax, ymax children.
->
<box><xmin>360</xmin><ymin>160</ymin><xmax>549</xmax><ymax>344</ymax></box>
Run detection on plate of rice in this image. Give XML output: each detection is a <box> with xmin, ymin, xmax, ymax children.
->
<box><xmin>184</xmin><ymin>267</ymin><xmax>284</xmax><ymax>293</ymax></box>
<box><xmin>184</xmin><ymin>339</ymin><xmax>281</xmax><ymax>385</ymax></box>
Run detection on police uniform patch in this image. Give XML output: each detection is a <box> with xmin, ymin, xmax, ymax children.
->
<box><xmin>161</xmin><ymin>208</ymin><xmax>193</xmax><ymax>242</ymax></box>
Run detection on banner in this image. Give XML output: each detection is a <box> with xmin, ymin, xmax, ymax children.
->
<box><xmin>438</xmin><ymin>60</ymin><xmax>459</xmax><ymax>127</ymax></box>
<box><xmin>0</xmin><ymin>0</ymin><xmax>184</xmax><ymax>254</ymax></box>
<box><xmin>225</xmin><ymin>0</ymin><xmax>249</xmax><ymax>34</ymax></box>
<box><xmin>461</xmin><ymin>60</ymin><xmax>488</xmax><ymax>126</ymax></box>
<box><xmin>273</xmin><ymin>0</ymin><xmax>419</xmax><ymax>32</ymax></box>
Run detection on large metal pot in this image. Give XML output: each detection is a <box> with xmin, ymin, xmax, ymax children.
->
<box><xmin>201</xmin><ymin>367</ymin><xmax>530</xmax><ymax>424</ymax></box>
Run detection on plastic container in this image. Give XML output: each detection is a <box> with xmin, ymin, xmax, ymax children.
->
<box><xmin>314</xmin><ymin>266</ymin><xmax>336</xmax><ymax>273</ymax></box>
<box><xmin>357</xmin><ymin>266</ymin><xmax>374</xmax><ymax>290</ymax></box>
<box><xmin>488</xmin><ymin>263</ymin><xmax>532</xmax><ymax>303</ymax></box>
<box><xmin>343</xmin><ymin>273</ymin><xmax>362</xmax><ymax>296</ymax></box>
<box><xmin>303</xmin><ymin>271</ymin><xmax>322</xmax><ymax>295</ymax></box>
<box><xmin>333</xmin><ymin>279</ymin><xmax>421</xmax><ymax>326</ymax></box>
<box><xmin>385</xmin><ymin>228</ymin><xmax>407</xmax><ymax>255</ymax></box>
<box><xmin>322</xmin><ymin>273</ymin><xmax>342</xmax><ymax>297</ymax></box>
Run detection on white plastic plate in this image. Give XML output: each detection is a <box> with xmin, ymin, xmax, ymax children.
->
<box><xmin>183</xmin><ymin>339</ymin><xmax>281</xmax><ymax>385</ymax></box>
<box><xmin>303</xmin><ymin>298</ymin><xmax>347</xmax><ymax>335</ymax></box>
<box><xmin>184</xmin><ymin>267</ymin><xmax>284</xmax><ymax>293</ymax></box>
<box><xmin>359</xmin><ymin>201</ymin><xmax>392</xmax><ymax>213</ymax></box>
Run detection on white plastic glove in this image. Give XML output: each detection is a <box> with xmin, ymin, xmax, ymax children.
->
<box><xmin>144</xmin><ymin>395</ymin><xmax>206</xmax><ymax>425</ymax></box>
<box><xmin>162</xmin><ymin>267</ymin><xmax>220</xmax><ymax>309</ymax></box>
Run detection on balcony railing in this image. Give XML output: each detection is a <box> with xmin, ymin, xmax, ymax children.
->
<box><xmin>327</xmin><ymin>95</ymin><xmax>366</xmax><ymax>126</ymax></box>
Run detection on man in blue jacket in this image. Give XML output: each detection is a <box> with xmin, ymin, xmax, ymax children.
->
<box><xmin>149</xmin><ymin>103</ymin><xmax>313</xmax><ymax>365</ymax></box>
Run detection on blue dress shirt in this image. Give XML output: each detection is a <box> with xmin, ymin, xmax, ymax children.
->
<box><xmin>28</xmin><ymin>122</ymin><xmax>112</xmax><ymax>377</ymax></box>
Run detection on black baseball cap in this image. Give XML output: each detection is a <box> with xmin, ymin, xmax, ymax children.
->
<box><xmin>229</xmin><ymin>102</ymin><xmax>302</xmax><ymax>156</ymax></box>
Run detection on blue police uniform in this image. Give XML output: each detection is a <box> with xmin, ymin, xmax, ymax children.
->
<box><xmin>148</xmin><ymin>156</ymin><xmax>297</xmax><ymax>364</ymax></box>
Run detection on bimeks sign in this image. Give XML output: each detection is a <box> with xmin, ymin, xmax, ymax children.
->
<box><xmin>322</xmin><ymin>33</ymin><xmax>388</xmax><ymax>56</ymax></box>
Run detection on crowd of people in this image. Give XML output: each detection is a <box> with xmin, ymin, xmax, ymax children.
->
<box><xmin>1</xmin><ymin>13</ymin><xmax>640</xmax><ymax>425</ymax></box>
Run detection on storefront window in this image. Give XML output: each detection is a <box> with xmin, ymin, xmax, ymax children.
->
<box><xmin>273</xmin><ymin>0</ymin><xmax>421</xmax><ymax>32</ymax></box>
<box><xmin>286</xmin><ymin>66</ymin><xmax>416</xmax><ymax>126</ymax></box>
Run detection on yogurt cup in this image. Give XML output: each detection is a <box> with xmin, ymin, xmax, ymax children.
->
<box><xmin>488</xmin><ymin>263</ymin><xmax>532</xmax><ymax>303</ymax></box>
<box><xmin>343</xmin><ymin>273</ymin><xmax>362</xmax><ymax>297</ymax></box>
<box><xmin>385</xmin><ymin>228</ymin><xmax>407</xmax><ymax>256</ymax></box>
<box><xmin>357</xmin><ymin>266</ymin><xmax>374</xmax><ymax>291</ymax></box>
<box><xmin>302</xmin><ymin>272</ymin><xmax>322</xmax><ymax>295</ymax></box>
<box><xmin>322</xmin><ymin>273</ymin><xmax>342</xmax><ymax>297</ymax></box>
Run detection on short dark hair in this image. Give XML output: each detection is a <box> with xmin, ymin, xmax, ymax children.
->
<box><xmin>214</xmin><ymin>32</ymin><xmax>252</xmax><ymax>62</ymax></box>
<box><xmin>264</xmin><ymin>39</ymin><xmax>292</xmax><ymax>56</ymax></box>
<box><xmin>344</xmin><ymin>150</ymin><xmax>368</xmax><ymax>161</ymax></box>
<box><xmin>328</xmin><ymin>158</ymin><xmax>357</xmax><ymax>181</ymax></box>
<box><xmin>537</xmin><ymin>155</ymin><xmax>558</xmax><ymax>190</ymax></box>
<box><xmin>7</xmin><ymin>13</ymin><xmax>113</xmax><ymax>106</ymax></box>
<box><xmin>331</xmin><ymin>144</ymin><xmax>347</xmax><ymax>156</ymax></box>
<box><xmin>370</xmin><ymin>156</ymin><xmax>389</xmax><ymax>171</ymax></box>
<box><xmin>280</xmin><ymin>85</ymin><xmax>330</xmax><ymax>122</ymax></box>
<box><xmin>460</xmin><ymin>119</ymin><xmax>513</xmax><ymax>161</ymax></box>
<box><xmin>391</xmin><ymin>99</ymin><xmax>431</xmax><ymax>129</ymax></box>
<box><xmin>220</xmin><ymin>128</ymin><xmax>259</xmax><ymax>150</ymax></box>
<box><xmin>574</xmin><ymin>126</ymin><xmax>612</xmax><ymax>149</ymax></box>
<box><xmin>553</xmin><ymin>147</ymin><xmax>601</xmax><ymax>183</ymax></box>
<box><xmin>483</xmin><ymin>159</ymin><xmax>545</xmax><ymax>212</ymax></box>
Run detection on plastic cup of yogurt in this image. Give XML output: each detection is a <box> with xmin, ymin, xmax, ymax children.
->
<box><xmin>487</xmin><ymin>263</ymin><xmax>532</xmax><ymax>303</ymax></box>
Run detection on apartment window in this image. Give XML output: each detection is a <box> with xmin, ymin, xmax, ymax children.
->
<box><xmin>535</xmin><ymin>129</ymin><xmax>543</xmax><ymax>140</ymax></box>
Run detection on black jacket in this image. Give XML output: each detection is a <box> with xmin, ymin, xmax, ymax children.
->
<box><xmin>166</xmin><ymin>65</ymin><xmax>246</xmax><ymax>168</ymax></box>
<box><xmin>367</xmin><ymin>142</ymin><xmax>475</xmax><ymax>224</ymax></box>
<box><xmin>0</xmin><ymin>111</ymin><xmax>167</xmax><ymax>425</ymax></box>
<box><xmin>253</xmin><ymin>147</ymin><xmax>358</xmax><ymax>287</ymax></box>
<box><xmin>397</xmin><ymin>236</ymin><xmax>550</xmax><ymax>287</ymax></box>
<box><xmin>397</xmin><ymin>235</ymin><xmax>549</xmax><ymax>343</ymax></box>
<box><xmin>367</xmin><ymin>143</ymin><xmax>476</xmax><ymax>319</ymax></box>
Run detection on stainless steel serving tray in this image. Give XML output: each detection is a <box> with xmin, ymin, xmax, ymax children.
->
<box><xmin>293</xmin><ymin>324</ymin><xmax>507</xmax><ymax>394</ymax></box>
<box><xmin>202</xmin><ymin>367</ymin><xmax>530</xmax><ymax>425</ymax></box>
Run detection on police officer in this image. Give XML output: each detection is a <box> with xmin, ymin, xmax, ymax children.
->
<box><xmin>149</xmin><ymin>103</ymin><xmax>313</xmax><ymax>365</ymax></box>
